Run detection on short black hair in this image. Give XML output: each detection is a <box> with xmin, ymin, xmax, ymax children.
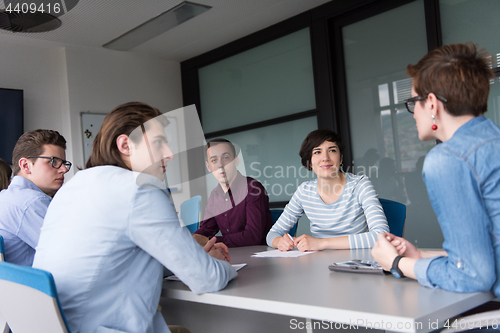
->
<box><xmin>299</xmin><ymin>129</ymin><xmax>345</xmax><ymax>171</ymax></box>
<box><xmin>205</xmin><ymin>138</ymin><xmax>239</xmax><ymax>162</ymax></box>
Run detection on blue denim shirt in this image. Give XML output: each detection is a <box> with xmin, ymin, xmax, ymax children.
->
<box><xmin>33</xmin><ymin>166</ymin><xmax>237</xmax><ymax>333</ymax></box>
<box><xmin>0</xmin><ymin>176</ymin><xmax>51</xmax><ymax>266</ymax></box>
<box><xmin>414</xmin><ymin>116</ymin><xmax>500</xmax><ymax>297</ymax></box>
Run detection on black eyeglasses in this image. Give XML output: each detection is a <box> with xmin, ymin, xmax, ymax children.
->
<box><xmin>27</xmin><ymin>156</ymin><xmax>72</xmax><ymax>171</ymax></box>
<box><xmin>404</xmin><ymin>94</ymin><xmax>448</xmax><ymax>113</ymax></box>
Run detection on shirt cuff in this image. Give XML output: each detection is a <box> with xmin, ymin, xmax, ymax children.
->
<box><xmin>266</xmin><ymin>232</ymin><xmax>280</xmax><ymax>247</ymax></box>
<box><xmin>414</xmin><ymin>256</ymin><xmax>446</xmax><ymax>288</ymax></box>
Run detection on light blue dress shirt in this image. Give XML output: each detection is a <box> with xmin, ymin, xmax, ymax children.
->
<box><xmin>413</xmin><ymin>116</ymin><xmax>500</xmax><ymax>297</ymax></box>
<box><xmin>33</xmin><ymin>166</ymin><xmax>237</xmax><ymax>333</ymax></box>
<box><xmin>0</xmin><ymin>175</ymin><xmax>51</xmax><ymax>266</ymax></box>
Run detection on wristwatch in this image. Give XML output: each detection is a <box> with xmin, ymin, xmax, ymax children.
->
<box><xmin>390</xmin><ymin>255</ymin><xmax>405</xmax><ymax>278</ymax></box>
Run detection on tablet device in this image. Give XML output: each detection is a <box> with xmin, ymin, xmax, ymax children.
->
<box><xmin>328</xmin><ymin>260</ymin><xmax>388</xmax><ymax>275</ymax></box>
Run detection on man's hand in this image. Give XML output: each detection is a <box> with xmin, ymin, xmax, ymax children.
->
<box><xmin>193</xmin><ymin>233</ymin><xmax>209</xmax><ymax>247</ymax></box>
<box><xmin>204</xmin><ymin>237</ymin><xmax>230</xmax><ymax>262</ymax></box>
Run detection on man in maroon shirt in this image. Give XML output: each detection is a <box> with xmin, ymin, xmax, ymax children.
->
<box><xmin>193</xmin><ymin>138</ymin><xmax>272</xmax><ymax>247</ymax></box>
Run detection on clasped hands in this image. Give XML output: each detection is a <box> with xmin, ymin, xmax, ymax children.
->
<box><xmin>371</xmin><ymin>233</ymin><xmax>422</xmax><ymax>271</ymax></box>
<box><xmin>192</xmin><ymin>233</ymin><xmax>230</xmax><ymax>262</ymax></box>
<box><xmin>276</xmin><ymin>234</ymin><xmax>325</xmax><ymax>252</ymax></box>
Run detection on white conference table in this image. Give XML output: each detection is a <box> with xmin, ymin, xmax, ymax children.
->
<box><xmin>161</xmin><ymin>245</ymin><xmax>493</xmax><ymax>333</ymax></box>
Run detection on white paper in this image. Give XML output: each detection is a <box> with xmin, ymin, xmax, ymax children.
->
<box><xmin>165</xmin><ymin>263</ymin><xmax>247</xmax><ymax>281</ymax></box>
<box><xmin>251</xmin><ymin>249</ymin><xmax>317</xmax><ymax>258</ymax></box>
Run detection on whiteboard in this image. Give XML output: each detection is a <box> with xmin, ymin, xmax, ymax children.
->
<box><xmin>80</xmin><ymin>112</ymin><xmax>182</xmax><ymax>192</ymax></box>
<box><xmin>81</xmin><ymin>112</ymin><xmax>106</xmax><ymax>165</ymax></box>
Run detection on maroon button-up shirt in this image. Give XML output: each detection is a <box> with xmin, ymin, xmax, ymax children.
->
<box><xmin>195</xmin><ymin>172</ymin><xmax>272</xmax><ymax>247</ymax></box>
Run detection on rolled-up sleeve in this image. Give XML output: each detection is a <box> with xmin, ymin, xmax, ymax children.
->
<box><xmin>129</xmin><ymin>187</ymin><xmax>237</xmax><ymax>294</ymax></box>
<box><xmin>418</xmin><ymin>150</ymin><xmax>496</xmax><ymax>293</ymax></box>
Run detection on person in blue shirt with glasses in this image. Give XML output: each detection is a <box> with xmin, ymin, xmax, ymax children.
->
<box><xmin>0</xmin><ymin>129</ymin><xmax>70</xmax><ymax>266</ymax></box>
<box><xmin>372</xmin><ymin>43</ymin><xmax>500</xmax><ymax>304</ymax></box>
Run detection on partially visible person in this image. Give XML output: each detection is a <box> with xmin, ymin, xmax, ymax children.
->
<box><xmin>194</xmin><ymin>138</ymin><xmax>273</xmax><ymax>247</ymax></box>
<box><xmin>0</xmin><ymin>158</ymin><xmax>12</xmax><ymax>190</ymax></box>
<box><xmin>0</xmin><ymin>130</ymin><xmax>69</xmax><ymax>266</ymax></box>
<box><xmin>267</xmin><ymin>129</ymin><xmax>389</xmax><ymax>252</ymax></box>
<box><xmin>33</xmin><ymin>102</ymin><xmax>237</xmax><ymax>333</ymax></box>
<box><xmin>372</xmin><ymin>43</ymin><xmax>500</xmax><ymax>302</ymax></box>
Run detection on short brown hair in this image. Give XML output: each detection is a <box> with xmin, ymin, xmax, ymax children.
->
<box><xmin>85</xmin><ymin>102</ymin><xmax>164</xmax><ymax>169</ymax></box>
<box><xmin>0</xmin><ymin>158</ymin><xmax>12</xmax><ymax>190</ymax></box>
<box><xmin>12</xmin><ymin>129</ymin><xmax>67</xmax><ymax>175</ymax></box>
<box><xmin>407</xmin><ymin>42</ymin><xmax>494</xmax><ymax>117</ymax></box>
<box><xmin>205</xmin><ymin>138</ymin><xmax>239</xmax><ymax>162</ymax></box>
<box><xmin>299</xmin><ymin>129</ymin><xmax>345</xmax><ymax>171</ymax></box>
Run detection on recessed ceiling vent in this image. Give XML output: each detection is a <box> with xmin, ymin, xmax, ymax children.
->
<box><xmin>0</xmin><ymin>10</ymin><xmax>61</xmax><ymax>32</ymax></box>
<box><xmin>103</xmin><ymin>1</ymin><xmax>212</xmax><ymax>51</ymax></box>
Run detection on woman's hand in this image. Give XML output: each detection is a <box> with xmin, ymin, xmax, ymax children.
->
<box><xmin>204</xmin><ymin>237</ymin><xmax>230</xmax><ymax>262</ymax></box>
<box><xmin>273</xmin><ymin>235</ymin><xmax>296</xmax><ymax>252</ymax></box>
<box><xmin>371</xmin><ymin>233</ymin><xmax>399</xmax><ymax>271</ymax></box>
<box><xmin>295</xmin><ymin>234</ymin><xmax>325</xmax><ymax>252</ymax></box>
<box><xmin>384</xmin><ymin>233</ymin><xmax>422</xmax><ymax>260</ymax></box>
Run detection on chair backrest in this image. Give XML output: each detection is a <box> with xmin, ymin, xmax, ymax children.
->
<box><xmin>181</xmin><ymin>195</ymin><xmax>202</xmax><ymax>233</ymax></box>
<box><xmin>270</xmin><ymin>209</ymin><xmax>298</xmax><ymax>237</ymax></box>
<box><xmin>0</xmin><ymin>261</ymin><xmax>71</xmax><ymax>333</ymax></box>
<box><xmin>379</xmin><ymin>198</ymin><xmax>406</xmax><ymax>237</ymax></box>
<box><xmin>0</xmin><ymin>235</ymin><xmax>8</xmax><ymax>333</ymax></box>
<box><xmin>0</xmin><ymin>235</ymin><xmax>4</xmax><ymax>262</ymax></box>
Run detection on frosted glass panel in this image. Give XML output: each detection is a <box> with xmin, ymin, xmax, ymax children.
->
<box><xmin>440</xmin><ymin>0</ymin><xmax>500</xmax><ymax>126</ymax></box>
<box><xmin>342</xmin><ymin>0</ymin><xmax>442</xmax><ymax>248</ymax></box>
<box><xmin>199</xmin><ymin>28</ymin><xmax>316</xmax><ymax>133</ymax></box>
<box><xmin>206</xmin><ymin>117</ymin><xmax>317</xmax><ymax>202</ymax></box>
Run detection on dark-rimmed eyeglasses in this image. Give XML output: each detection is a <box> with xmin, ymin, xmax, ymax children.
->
<box><xmin>27</xmin><ymin>156</ymin><xmax>72</xmax><ymax>171</ymax></box>
<box><xmin>404</xmin><ymin>94</ymin><xmax>448</xmax><ymax>113</ymax></box>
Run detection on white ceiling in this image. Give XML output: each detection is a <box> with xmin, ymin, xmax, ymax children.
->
<box><xmin>0</xmin><ymin>0</ymin><xmax>331</xmax><ymax>62</ymax></box>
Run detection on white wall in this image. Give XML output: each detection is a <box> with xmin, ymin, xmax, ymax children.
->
<box><xmin>0</xmin><ymin>41</ymin><xmax>190</xmax><ymax>208</ymax></box>
<box><xmin>0</xmin><ymin>42</ymin><xmax>71</xmax><ymax>158</ymax></box>
<box><xmin>63</xmin><ymin>47</ymin><xmax>183</xmax><ymax>170</ymax></box>
<box><xmin>63</xmin><ymin>46</ymin><xmax>188</xmax><ymax>207</ymax></box>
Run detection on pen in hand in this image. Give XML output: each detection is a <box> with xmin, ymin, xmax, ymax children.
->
<box><xmin>287</xmin><ymin>233</ymin><xmax>296</xmax><ymax>248</ymax></box>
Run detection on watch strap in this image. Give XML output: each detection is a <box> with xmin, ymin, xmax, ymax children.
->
<box><xmin>391</xmin><ymin>255</ymin><xmax>405</xmax><ymax>278</ymax></box>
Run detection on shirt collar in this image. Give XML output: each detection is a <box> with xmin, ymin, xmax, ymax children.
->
<box><xmin>10</xmin><ymin>175</ymin><xmax>50</xmax><ymax>197</ymax></box>
<box><xmin>214</xmin><ymin>171</ymin><xmax>244</xmax><ymax>197</ymax></box>
<box><xmin>454</xmin><ymin>116</ymin><xmax>486</xmax><ymax>136</ymax></box>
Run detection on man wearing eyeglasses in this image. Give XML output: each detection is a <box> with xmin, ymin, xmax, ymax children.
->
<box><xmin>0</xmin><ymin>129</ymin><xmax>70</xmax><ymax>266</ymax></box>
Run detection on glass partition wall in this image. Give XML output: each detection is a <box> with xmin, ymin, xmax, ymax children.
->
<box><xmin>341</xmin><ymin>0</ymin><xmax>443</xmax><ymax>248</ymax></box>
<box><xmin>184</xmin><ymin>0</ymin><xmax>500</xmax><ymax>246</ymax></box>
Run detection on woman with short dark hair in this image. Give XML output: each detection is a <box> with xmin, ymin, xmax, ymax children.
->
<box><xmin>372</xmin><ymin>43</ymin><xmax>500</xmax><ymax>299</ymax></box>
<box><xmin>267</xmin><ymin>128</ymin><xmax>389</xmax><ymax>251</ymax></box>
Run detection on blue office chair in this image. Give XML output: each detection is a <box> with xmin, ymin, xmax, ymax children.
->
<box><xmin>379</xmin><ymin>198</ymin><xmax>406</xmax><ymax>237</ymax></box>
<box><xmin>270</xmin><ymin>208</ymin><xmax>298</xmax><ymax>237</ymax></box>
<box><xmin>0</xmin><ymin>235</ymin><xmax>8</xmax><ymax>333</ymax></box>
<box><xmin>0</xmin><ymin>261</ymin><xmax>71</xmax><ymax>333</ymax></box>
<box><xmin>181</xmin><ymin>195</ymin><xmax>202</xmax><ymax>233</ymax></box>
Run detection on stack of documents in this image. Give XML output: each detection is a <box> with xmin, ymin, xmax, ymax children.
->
<box><xmin>165</xmin><ymin>263</ymin><xmax>247</xmax><ymax>281</ymax></box>
<box><xmin>251</xmin><ymin>249</ymin><xmax>317</xmax><ymax>258</ymax></box>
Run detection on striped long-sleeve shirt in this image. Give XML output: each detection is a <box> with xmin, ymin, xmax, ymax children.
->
<box><xmin>266</xmin><ymin>173</ymin><xmax>389</xmax><ymax>249</ymax></box>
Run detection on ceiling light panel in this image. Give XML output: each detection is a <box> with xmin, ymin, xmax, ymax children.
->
<box><xmin>103</xmin><ymin>1</ymin><xmax>211</xmax><ymax>51</ymax></box>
